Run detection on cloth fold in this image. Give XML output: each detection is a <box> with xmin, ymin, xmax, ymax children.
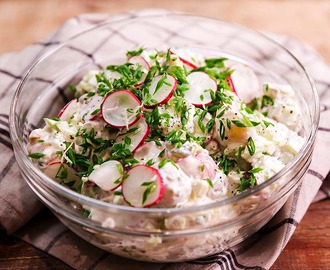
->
<box><xmin>1</xmin><ymin>9</ymin><xmax>329</xmax><ymax>270</ymax></box>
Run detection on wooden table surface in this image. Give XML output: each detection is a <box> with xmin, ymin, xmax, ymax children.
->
<box><xmin>1</xmin><ymin>0</ymin><xmax>330</xmax><ymax>269</ymax></box>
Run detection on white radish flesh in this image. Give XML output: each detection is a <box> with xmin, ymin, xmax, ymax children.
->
<box><xmin>184</xmin><ymin>71</ymin><xmax>217</xmax><ymax>106</ymax></box>
<box><xmin>122</xmin><ymin>165</ymin><xmax>165</xmax><ymax>207</ymax></box>
<box><xmin>88</xmin><ymin>160</ymin><xmax>123</xmax><ymax>191</ymax></box>
<box><xmin>230</xmin><ymin>64</ymin><xmax>260</xmax><ymax>103</ymax></box>
<box><xmin>43</xmin><ymin>162</ymin><xmax>80</xmax><ymax>187</ymax></box>
<box><xmin>170</xmin><ymin>49</ymin><xmax>198</xmax><ymax>70</ymax></box>
<box><xmin>128</xmin><ymin>55</ymin><xmax>150</xmax><ymax>86</ymax></box>
<box><xmin>79</xmin><ymin>94</ymin><xmax>104</xmax><ymax>122</ymax></box>
<box><xmin>115</xmin><ymin>117</ymin><xmax>150</xmax><ymax>152</ymax></box>
<box><xmin>102</xmin><ymin>90</ymin><xmax>142</xmax><ymax>128</ymax></box>
<box><xmin>146</xmin><ymin>74</ymin><xmax>177</xmax><ymax>106</ymax></box>
<box><xmin>57</xmin><ymin>99</ymin><xmax>78</xmax><ymax>121</ymax></box>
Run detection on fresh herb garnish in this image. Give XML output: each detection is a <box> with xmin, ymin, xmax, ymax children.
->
<box><xmin>28</xmin><ymin>152</ymin><xmax>45</xmax><ymax>159</ymax></box>
<box><xmin>246</xmin><ymin>137</ymin><xmax>256</xmax><ymax>156</ymax></box>
<box><xmin>141</xmin><ymin>181</ymin><xmax>157</xmax><ymax>205</ymax></box>
<box><xmin>261</xmin><ymin>95</ymin><xmax>274</xmax><ymax>108</ymax></box>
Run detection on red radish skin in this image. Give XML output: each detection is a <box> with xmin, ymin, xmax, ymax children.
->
<box><xmin>57</xmin><ymin>99</ymin><xmax>78</xmax><ymax>121</ymax></box>
<box><xmin>88</xmin><ymin>160</ymin><xmax>123</xmax><ymax>191</ymax></box>
<box><xmin>169</xmin><ymin>50</ymin><xmax>198</xmax><ymax>69</ymax></box>
<box><xmin>122</xmin><ymin>165</ymin><xmax>165</xmax><ymax>207</ymax></box>
<box><xmin>90</xmin><ymin>110</ymin><xmax>103</xmax><ymax>121</ymax></box>
<box><xmin>80</xmin><ymin>94</ymin><xmax>104</xmax><ymax>122</ymax></box>
<box><xmin>128</xmin><ymin>55</ymin><xmax>150</xmax><ymax>86</ymax></box>
<box><xmin>102</xmin><ymin>90</ymin><xmax>142</xmax><ymax>128</ymax></box>
<box><xmin>226</xmin><ymin>75</ymin><xmax>237</xmax><ymax>94</ymax></box>
<box><xmin>115</xmin><ymin>117</ymin><xmax>150</xmax><ymax>152</ymax></box>
<box><xmin>229</xmin><ymin>64</ymin><xmax>260</xmax><ymax>103</ymax></box>
<box><xmin>184</xmin><ymin>71</ymin><xmax>217</xmax><ymax>106</ymax></box>
<box><xmin>145</xmin><ymin>74</ymin><xmax>178</xmax><ymax>107</ymax></box>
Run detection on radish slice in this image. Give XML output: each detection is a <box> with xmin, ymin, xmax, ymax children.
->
<box><xmin>57</xmin><ymin>99</ymin><xmax>78</xmax><ymax>121</ymax></box>
<box><xmin>176</xmin><ymin>153</ymin><xmax>217</xmax><ymax>180</ymax></box>
<box><xmin>230</xmin><ymin>64</ymin><xmax>260</xmax><ymax>103</ymax></box>
<box><xmin>184</xmin><ymin>72</ymin><xmax>217</xmax><ymax>106</ymax></box>
<box><xmin>43</xmin><ymin>162</ymin><xmax>80</xmax><ymax>187</ymax></box>
<box><xmin>102</xmin><ymin>90</ymin><xmax>142</xmax><ymax>128</ymax></box>
<box><xmin>170</xmin><ymin>49</ymin><xmax>198</xmax><ymax>70</ymax></box>
<box><xmin>79</xmin><ymin>94</ymin><xmax>104</xmax><ymax>122</ymax></box>
<box><xmin>122</xmin><ymin>165</ymin><xmax>165</xmax><ymax>207</ymax></box>
<box><xmin>146</xmin><ymin>74</ymin><xmax>177</xmax><ymax>107</ymax></box>
<box><xmin>115</xmin><ymin>117</ymin><xmax>150</xmax><ymax>152</ymax></box>
<box><xmin>88</xmin><ymin>160</ymin><xmax>123</xmax><ymax>191</ymax></box>
<box><xmin>195</xmin><ymin>153</ymin><xmax>217</xmax><ymax>180</ymax></box>
<box><xmin>226</xmin><ymin>75</ymin><xmax>236</xmax><ymax>94</ymax></box>
<box><xmin>128</xmin><ymin>56</ymin><xmax>150</xmax><ymax>86</ymax></box>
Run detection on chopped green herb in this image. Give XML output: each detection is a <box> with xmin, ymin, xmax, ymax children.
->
<box><xmin>261</xmin><ymin>95</ymin><xmax>274</xmax><ymax>108</ymax></box>
<box><xmin>126</xmin><ymin>47</ymin><xmax>144</xmax><ymax>58</ymax></box>
<box><xmin>232</xmin><ymin>120</ymin><xmax>246</xmax><ymax>128</ymax></box>
<box><xmin>28</xmin><ymin>152</ymin><xmax>45</xmax><ymax>159</ymax></box>
<box><xmin>249</xmin><ymin>167</ymin><xmax>263</xmax><ymax>174</ymax></box>
<box><xmin>206</xmin><ymin>178</ymin><xmax>214</xmax><ymax>188</ymax></box>
<box><xmin>158</xmin><ymin>158</ymin><xmax>178</xmax><ymax>169</ymax></box>
<box><xmin>263</xmin><ymin>120</ymin><xmax>274</xmax><ymax>127</ymax></box>
<box><xmin>141</xmin><ymin>181</ymin><xmax>157</xmax><ymax>205</ymax></box>
<box><xmin>247</xmin><ymin>137</ymin><xmax>256</xmax><ymax>156</ymax></box>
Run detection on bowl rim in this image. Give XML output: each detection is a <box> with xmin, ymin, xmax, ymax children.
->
<box><xmin>9</xmin><ymin>12</ymin><xmax>320</xmax><ymax>215</ymax></box>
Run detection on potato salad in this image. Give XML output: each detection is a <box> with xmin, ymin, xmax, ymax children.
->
<box><xmin>27</xmin><ymin>47</ymin><xmax>305</xmax><ymax>210</ymax></box>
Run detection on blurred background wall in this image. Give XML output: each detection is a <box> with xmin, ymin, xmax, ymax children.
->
<box><xmin>0</xmin><ymin>0</ymin><xmax>329</xmax><ymax>62</ymax></box>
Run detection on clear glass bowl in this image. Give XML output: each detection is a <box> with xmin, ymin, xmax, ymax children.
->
<box><xmin>9</xmin><ymin>14</ymin><xmax>319</xmax><ymax>262</ymax></box>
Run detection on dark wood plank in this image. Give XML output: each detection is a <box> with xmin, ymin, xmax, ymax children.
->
<box><xmin>271</xmin><ymin>199</ymin><xmax>330</xmax><ymax>269</ymax></box>
<box><xmin>0</xmin><ymin>231</ymin><xmax>73</xmax><ymax>270</ymax></box>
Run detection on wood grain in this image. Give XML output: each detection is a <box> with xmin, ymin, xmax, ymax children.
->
<box><xmin>0</xmin><ymin>0</ymin><xmax>329</xmax><ymax>269</ymax></box>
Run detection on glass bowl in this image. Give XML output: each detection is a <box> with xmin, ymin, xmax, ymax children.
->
<box><xmin>9</xmin><ymin>13</ymin><xmax>319</xmax><ymax>262</ymax></box>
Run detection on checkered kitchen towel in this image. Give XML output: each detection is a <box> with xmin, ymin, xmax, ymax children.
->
<box><xmin>0</xmin><ymin>9</ymin><xmax>329</xmax><ymax>270</ymax></box>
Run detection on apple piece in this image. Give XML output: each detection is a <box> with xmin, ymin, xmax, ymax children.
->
<box><xmin>184</xmin><ymin>71</ymin><xmax>217</xmax><ymax>106</ymax></box>
<box><xmin>229</xmin><ymin>63</ymin><xmax>260</xmax><ymax>103</ymax></box>
<box><xmin>57</xmin><ymin>99</ymin><xmax>78</xmax><ymax>121</ymax></box>
<box><xmin>122</xmin><ymin>164</ymin><xmax>165</xmax><ymax>207</ymax></box>
<box><xmin>145</xmin><ymin>74</ymin><xmax>177</xmax><ymax>107</ymax></box>
<box><xmin>102</xmin><ymin>90</ymin><xmax>142</xmax><ymax>128</ymax></box>
<box><xmin>128</xmin><ymin>55</ymin><xmax>150</xmax><ymax>86</ymax></box>
<box><xmin>43</xmin><ymin>162</ymin><xmax>80</xmax><ymax>188</ymax></box>
<box><xmin>88</xmin><ymin>160</ymin><xmax>123</xmax><ymax>191</ymax></box>
<box><xmin>170</xmin><ymin>49</ymin><xmax>198</xmax><ymax>70</ymax></box>
<box><xmin>115</xmin><ymin>117</ymin><xmax>150</xmax><ymax>152</ymax></box>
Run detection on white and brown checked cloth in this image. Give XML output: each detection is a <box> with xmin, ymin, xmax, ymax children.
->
<box><xmin>0</xmin><ymin>9</ymin><xmax>330</xmax><ymax>270</ymax></box>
